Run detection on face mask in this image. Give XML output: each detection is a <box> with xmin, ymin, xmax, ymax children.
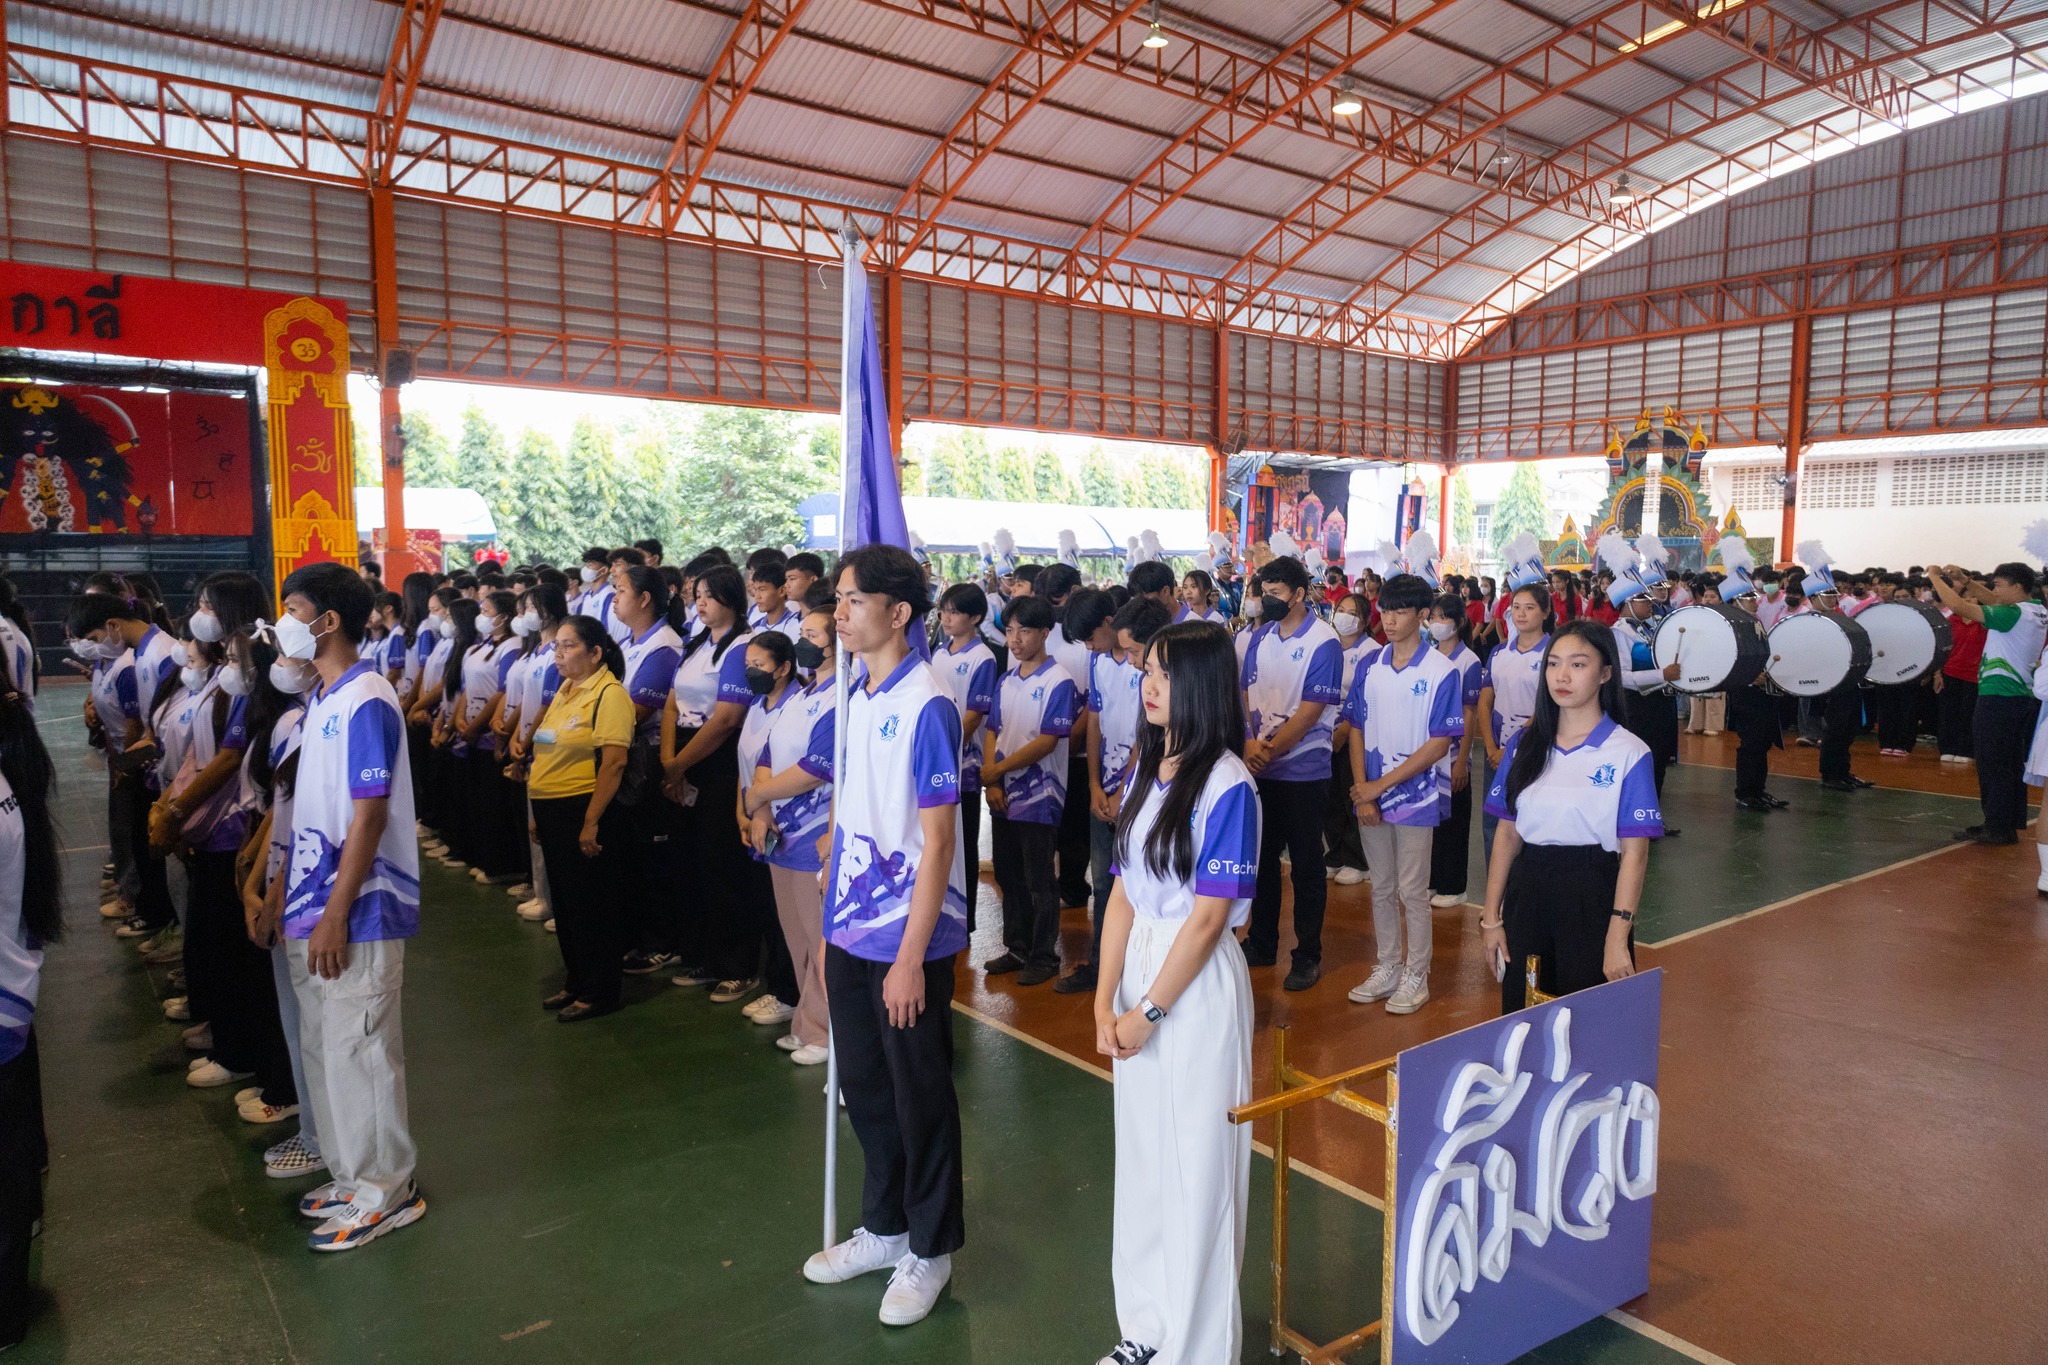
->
<box><xmin>1259</xmin><ymin>594</ymin><xmax>1290</xmax><ymax>623</ymax></box>
<box><xmin>1427</xmin><ymin>620</ymin><xmax>1457</xmax><ymax>643</ymax></box>
<box><xmin>269</xmin><ymin>660</ymin><xmax>314</xmax><ymax>694</ymax></box>
<box><xmin>580</xmin><ymin>566</ymin><xmax>602</xmax><ymax>585</ymax></box>
<box><xmin>438</xmin><ymin>617</ymin><xmax>457</xmax><ymax>640</ymax></box>
<box><xmin>273</xmin><ymin>611</ymin><xmax>321</xmax><ymax>661</ymax></box>
<box><xmin>189</xmin><ymin>609</ymin><xmax>224</xmax><ymax>643</ymax></box>
<box><xmin>170</xmin><ymin>641</ymin><xmax>193</xmax><ymax>668</ymax></box>
<box><xmin>1331</xmin><ymin>611</ymin><xmax>1362</xmax><ymax>636</ymax></box>
<box><xmin>513</xmin><ymin>611</ymin><xmax>540</xmax><ymax>636</ymax></box>
<box><xmin>479</xmin><ymin>614</ymin><xmax>500</xmax><ymax>637</ymax></box>
<box><xmin>744</xmin><ymin>666</ymin><xmax>779</xmax><ymax>696</ymax></box>
<box><xmin>68</xmin><ymin>638</ymin><xmax>97</xmax><ymax>661</ymax></box>
<box><xmin>218</xmin><ymin>665</ymin><xmax>252</xmax><ymax>697</ymax></box>
<box><xmin>180</xmin><ymin>664</ymin><xmax>209</xmax><ymax>691</ymax></box>
<box><xmin>1762</xmin><ymin>584</ymin><xmax>1782</xmax><ymax>597</ymax></box>
<box><xmin>793</xmin><ymin>638</ymin><xmax>826</xmax><ymax>671</ymax></box>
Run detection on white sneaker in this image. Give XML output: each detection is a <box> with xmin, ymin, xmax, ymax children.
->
<box><xmin>264</xmin><ymin>1132</ymin><xmax>327</xmax><ymax>1179</ymax></box>
<box><xmin>1387</xmin><ymin>970</ymin><xmax>1430</xmax><ymax>1015</ymax></box>
<box><xmin>469</xmin><ymin>866</ymin><xmax>490</xmax><ymax>883</ymax></box>
<box><xmin>182</xmin><ymin>1022</ymin><xmax>213</xmax><ymax>1051</ymax></box>
<box><xmin>100</xmin><ymin>897</ymin><xmax>133</xmax><ymax>920</ymax></box>
<box><xmin>775</xmin><ymin>1033</ymin><xmax>804</xmax><ymax>1052</ymax></box>
<box><xmin>804</xmin><ymin>1226</ymin><xmax>909</xmax><ymax>1285</ymax></box>
<box><xmin>1323</xmin><ymin>864</ymin><xmax>1336</xmax><ymax>881</ymax></box>
<box><xmin>544</xmin><ymin>918</ymin><xmax>557</xmax><ymax>934</ymax></box>
<box><xmin>186</xmin><ymin>1059</ymin><xmax>255</xmax><ymax>1088</ymax></box>
<box><xmin>162</xmin><ymin>995</ymin><xmax>190</xmax><ymax>1021</ymax></box>
<box><xmin>235</xmin><ymin>1086</ymin><xmax>264</xmax><ymax>1104</ymax></box>
<box><xmin>1429</xmin><ymin>892</ymin><xmax>1464</xmax><ymax>908</ymax></box>
<box><xmin>748</xmin><ymin>995</ymin><xmax>795</xmax><ymax>1025</ymax></box>
<box><xmin>879</xmin><ymin>1252</ymin><xmax>952</xmax><ymax>1326</ymax></box>
<box><xmin>239</xmin><ymin>1098</ymin><xmax>300</xmax><ymax>1125</ymax></box>
<box><xmin>517</xmin><ymin>899</ymin><xmax>549</xmax><ymax>921</ymax></box>
<box><xmin>1347</xmin><ymin>963</ymin><xmax>1401</xmax><ymax>1004</ymax></box>
<box><xmin>1333</xmin><ymin>866</ymin><xmax>1365</xmax><ymax>886</ymax></box>
<box><xmin>505</xmin><ymin>883</ymin><xmax>533</xmax><ymax>900</ymax></box>
<box><xmin>790</xmin><ymin>1043</ymin><xmax>830</xmax><ymax>1066</ymax></box>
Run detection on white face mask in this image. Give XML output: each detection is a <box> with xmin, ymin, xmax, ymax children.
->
<box><xmin>1331</xmin><ymin>611</ymin><xmax>1362</xmax><ymax>637</ymax></box>
<box><xmin>513</xmin><ymin>611</ymin><xmax>539</xmax><ymax>636</ymax></box>
<box><xmin>479</xmin><ymin>614</ymin><xmax>500</xmax><ymax>637</ymax></box>
<box><xmin>68</xmin><ymin>638</ymin><xmax>98</xmax><ymax>661</ymax></box>
<box><xmin>170</xmin><ymin>641</ymin><xmax>193</xmax><ymax>668</ymax></box>
<box><xmin>189</xmin><ymin>609</ymin><xmax>224</xmax><ymax>643</ymax></box>
<box><xmin>438</xmin><ymin>617</ymin><xmax>456</xmax><ymax>640</ymax></box>
<box><xmin>218</xmin><ymin>665</ymin><xmax>252</xmax><ymax>697</ymax></box>
<box><xmin>269</xmin><ymin>659</ymin><xmax>314</xmax><ymax>694</ymax></box>
<box><xmin>1427</xmin><ymin>619</ymin><xmax>1458</xmax><ymax>643</ymax></box>
<box><xmin>272</xmin><ymin>611</ymin><xmax>321</xmax><ymax>661</ymax></box>
<box><xmin>180</xmin><ymin>664</ymin><xmax>209</xmax><ymax>691</ymax></box>
<box><xmin>580</xmin><ymin>566</ymin><xmax>602</xmax><ymax>585</ymax></box>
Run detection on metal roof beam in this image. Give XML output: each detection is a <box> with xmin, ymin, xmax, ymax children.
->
<box><xmin>370</xmin><ymin>0</ymin><xmax>443</xmax><ymax>186</ymax></box>
<box><xmin>638</xmin><ymin>0</ymin><xmax>814</xmax><ymax>231</ymax></box>
<box><xmin>1646</xmin><ymin>0</ymin><xmax>1911</xmax><ymax>125</ymax></box>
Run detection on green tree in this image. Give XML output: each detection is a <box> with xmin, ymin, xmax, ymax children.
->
<box><xmin>1038</xmin><ymin>449</ymin><xmax>1084</xmax><ymax>505</ymax></box>
<box><xmin>502</xmin><ymin>428</ymin><xmax>575</xmax><ymax>565</ymax></box>
<box><xmin>1079</xmin><ymin>444</ymin><xmax>1121</xmax><ymax>506</ymax></box>
<box><xmin>400</xmin><ymin>412</ymin><xmax>459</xmax><ymax>488</ymax></box>
<box><xmin>1490</xmin><ymin>461</ymin><xmax>1550</xmax><ymax>555</ymax></box>
<box><xmin>561</xmin><ymin>418</ymin><xmax>629</xmax><ymax>551</ymax></box>
<box><xmin>1452</xmin><ymin>470</ymin><xmax>1476</xmax><ymax>550</ymax></box>
<box><xmin>670</xmin><ymin>407</ymin><xmax>838</xmax><ymax>552</ymax></box>
<box><xmin>922</xmin><ymin>436</ymin><xmax>966</xmax><ymax>498</ymax></box>
<box><xmin>351</xmin><ymin>411</ymin><xmax>381</xmax><ymax>490</ymax></box>
<box><xmin>1125</xmin><ymin>451</ymin><xmax>1203</xmax><ymax>509</ymax></box>
<box><xmin>454</xmin><ymin>404</ymin><xmax>513</xmax><ymax>506</ymax></box>
<box><xmin>994</xmin><ymin>444</ymin><xmax>1039</xmax><ymax>501</ymax></box>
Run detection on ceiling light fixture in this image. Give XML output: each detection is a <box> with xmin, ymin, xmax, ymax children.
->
<box><xmin>1608</xmin><ymin>172</ymin><xmax>1639</xmax><ymax>207</ymax></box>
<box><xmin>1141</xmin><ymin>1</ymin><xmax>1169</xmax><ymax>47</ymax></box>
<box><xmin>1332</xmin><ymin>78</ymin><xmax>1362</xmax><ymax>117</ymax></box>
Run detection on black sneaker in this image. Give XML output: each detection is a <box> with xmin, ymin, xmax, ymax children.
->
<box><xmin>669</xmin><ymin>965</ymin><xmax>719</xmax><ymax>987</ymax></box>
<box><xmin>112</xmin><ymin>915</ymin><xmax>155</xmax><ymax>939</ymax></box>
<box><xmin>1762</xmin><ymin>792</ymin><xmax>1790</xmax><ymax>809</ymax></box>
<box><xmin>982</xmin><ymin>952</ymin><xmax>1024</xmax><ymax>975</ymax></box>
<box><xmin>1849</xmin><ymin>776</ymin><xmax>1874</xmax><ymax>789</ymax></box>
<box><xmin>1017</xmin><ymin>962</ymin><xmax>1057</xmax><ymax>987</ymax></box>
<box><xmin>1819</xmin><ymin>778</ymin><xmax>1858</xmax><ymax>792</ymax></box>
<box><xmin>1052</xmin><ymin>967</ymin><xmax>1098</xmax><ymax>994</ymax></box>
<box><xmin>1952</xmin><ymin>825</ymin><xmax>1985</xmax><ymax>841</ymax></box>
<box><xmin>1240</xmin><ymin>940</ymin><xmax>1276</xmax><ymax>968</ymax></box>
<box><xmin>1734</xmin><ymin>797</ymin><xmax>1774</xmax><ymax>813</ymax></box>
<box><xmin>1283</xmin><ymin>962</ymin><xmax>1321</xmax><ymax>992</ymax></box>
<box><xmin>621</xmin><ymin>950</ymin><xmax>677</xmax><ymax>975</ymax></box>
<box><xmin>1097</xmin><ymin>1341</ymin><xmax>1158</xmax><ymax>1365</ymax></box>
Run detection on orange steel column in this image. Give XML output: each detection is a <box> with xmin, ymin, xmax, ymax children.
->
<box><xmin>883</xmin><ymin>267</ymin><xmax>906</xmax><ymax>469</ymax></box>
<box><xmin>1439</xmin><ymin>361</ymin><xmax>1458</xmax><ymax>556</ymax></box>
<box><xmin>1780</xmin><ymin>313</ymin><xmax>1812</xmax><ymax>561</ymax></box>
<box><xmin>1211</xmin><ymin>320</ymin><xmax>1231</xmax><ymax>534</ymax></box>
<box><xmin>371</xmin><ymin>184</ymin><xmax>416</xmax><ymax>581</ymax></box>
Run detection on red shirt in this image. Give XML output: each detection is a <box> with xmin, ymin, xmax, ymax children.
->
<box><xmin>1944</xmin><ymin>616</ymin><xmax>1987</xmax><ymax>682</ymax></box>
<box><xmin>1585</xmin><ymin>599</ymin><xmax>1620</xmax><ymax>626</ymax></box>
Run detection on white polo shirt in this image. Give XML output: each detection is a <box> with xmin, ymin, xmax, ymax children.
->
<box><xmin>671</xmin><ymin>627</ymin><xmax>755</xmax><ymax>728</ymax></box>
<box><xmin>1340</xmin><ymin>641</ymin><xmax>1464</xmax><ymax>827</ymax></box>
<box><xmin>1483</xmin><ymin>715</ymin><xmax>1664</xmax><ymax>852</ymax></box>
<box><xmin>1089</xmin><ymin>650</ymin><xmax>1145</xmax><ymax>795</ymax></box>
<box><xmin>263</xmin><ymin>705</ymin><xmax>306</xmax><ymax>881</ymax></box>
<box><xmin>133</xmin><ymin>624</ymin><xmax>179</xmax><ymax>698</ymax></box>
<box><xmin>1110</xmin><ymin>751</ymin><xmax>1260</xmax><ymax>929</ymax></box>
<box><xmin>284</xmin><ymin>662</ymin><xmax>420</xmax><ymax>942</ymax></box>
<box><xmin>825</xmin><ymin>654</ymin><xmax>968</xmax><ymax>964</ymax></box>
<box><xmin>1482</xmin><ymin>634</ymin><xmax>1548</xmax><ymax>748</ymax></box>
<box><xmin>621</xmin><ymin>622</ymin><xmax>684</xmax><ymax>738</ymax></box>
<box><xmin>0</xmin><ymin>771</ymin><xmax>35</xmax><ymax>1066</ymax></box>
<box><xmin>1174</xmin><ymin>604</ymin><xmax>1229</xmax><ymax>627</ymax></box>
<box><xmin>932</xmin><ymin>636</ymin><xmax>998</xmax><ymax>794</ymax></box>
<box><xmin>1241</xmin><ymin>613</ymin><xmax>1344</xmax><ymax>782</ymax></box>
<box><xmin>763</xmin><ymin>675</ymin><xmax>836</xmax><ymax>874</ymax></box>
<box><xmin>0</xmin><ymin>616</ymin><xmax>33</xmax><ymax>711</ymax></box>
<box><xmin>988</xmin><ymin>657</ymin><xmax>1079</xmax><ymax>825</ymax></box>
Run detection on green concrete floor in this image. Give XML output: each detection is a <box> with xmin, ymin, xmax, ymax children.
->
<box><xmin>16</xmin><ymin>688</ymin><xmax>1938</xmax><ymax>1363</ymax></box>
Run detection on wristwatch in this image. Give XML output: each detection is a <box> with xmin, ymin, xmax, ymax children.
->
<box><xmin>1139</xmin><ymin>997</ymin><xmax>1166</xmax><ymax>1023</ymax></box>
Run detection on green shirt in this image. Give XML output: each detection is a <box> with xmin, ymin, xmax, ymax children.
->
<box><xmin>1977</xmin><ymin>601</ymin><xmax>2048</xmax><ymax>697</ymax></box>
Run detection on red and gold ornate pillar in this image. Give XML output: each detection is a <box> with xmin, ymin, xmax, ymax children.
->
<box><xmin>263</xmin><ymin>299</ymin><xmax>359</xmax><ymax>592</ymax></box>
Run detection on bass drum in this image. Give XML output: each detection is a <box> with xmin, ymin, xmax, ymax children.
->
<box><xmin>1650</xmin><ymin>603</ymin><xmax>1769</xmax><ymax>694</ymax></box>
<box><xmin>1856</xmin><ymin>600</ymin><xmax>1952</xmax><ymax>685</ymax></box>
<box><xmin>1765</xmin><ymin>610</ymin><xmax>1873</xmax><ymax>697</ymax></box>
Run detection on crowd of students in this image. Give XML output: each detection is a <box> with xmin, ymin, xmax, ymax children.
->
<box><xmin>5</xmin><ymin>523</ymin><xmax>2045</xmax><ymax>1360</ymax></box>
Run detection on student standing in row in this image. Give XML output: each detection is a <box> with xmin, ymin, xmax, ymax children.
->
<box><xmin>981</xmin><ymin>595</ymin><xmax>1079</xmax><ymax>987</ymax></box>
<box><xmin>267</xmin><ymin>562</ymin><xmax>424</xmax><ymax>1252</ymax></box>
<box><xmin>932</xmin><ymin>584</ymin><xmax>998</xmax><ymax>905</ymax></box>
<box><xmin>1425</xmin><ymin>592</ymin><xmax>1483</xmax><ymax>909</ymax></box>
<box><xmin>1341</xmin><ymin>574</ymin><xmax>1462</xmax><ymax>1015</ymax></box>
<box><xmin>804</xmin><ymin>544</ymin><xmax>966</xmax><ymax>1329</ymax></box>
<box><xmin>1037</xmin><ymin>564</ymin><xmax>1096</xmax><ymax>910</ymax></box>
<box><xmin>1608</xmin><ymin>556</ymin><xmax>1685</xmax><ymax>832</ymax></box>
<box><xmin>1091</xmin><ymin>621</ymin><xmax>1259</xmax><ymax>1365</ymax></box>
<box><xmin>1481</xmin><ymin>621</ymin><xmax>1662</xmax><ymax>1011</ymax></box>
<box><xmin>0</xmin><ymin>684</ymin><xmax>58</xmax><ymax>1350</ymax></box>
<box><xmin>1931</xmin><ymin>562</ymin><xmax>2047</xmax><ymax>845</ymax></box>
<box><xmin>1239</xmin><ymin>556</ymin><xmax>1343</xmax><ymax>992</ymax></box>
<box><xmin>1476</xmin><ymin>579</ymin><xmax>1550</xmax><ymax>864</ymax></box>
<box><xmin>1322</xmin><ymin>592</ymin><xmax>1376</xmax><ymax>888</ymax></box>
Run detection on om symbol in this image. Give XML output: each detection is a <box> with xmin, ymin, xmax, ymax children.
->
<box><xmin>289</xmin><ymin>337</ymin><xmax>323</xmax><ymax>364</ymax></box>
<box><xmin>292</xmin><ymin>438</ymin><xmax>332</xmax><ymax>474</ymax></box>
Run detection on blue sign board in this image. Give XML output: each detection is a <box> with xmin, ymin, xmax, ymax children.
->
<box><xmin>1390</xmin><ymin>970</ymin><xmax>1662</xmax><ymax>1364</ymax></box>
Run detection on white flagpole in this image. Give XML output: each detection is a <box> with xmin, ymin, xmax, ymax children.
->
<box><xmin>822</xmin><ymin>215</ymin><xmax>863</xmax><ymax>1253</ymax></box>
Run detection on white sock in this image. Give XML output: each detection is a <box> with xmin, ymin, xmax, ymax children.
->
<box><xmin>2037</xmin><ymin>843</ymin><xmax>2048</xmax><ymax>880</ymax></box>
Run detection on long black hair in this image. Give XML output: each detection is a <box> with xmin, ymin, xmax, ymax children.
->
<box><xmin>684</xmin><ymin>564</ymin><xmax>749</xmax><ymax>665</ymax></box>
<box><xmin>1431</xmin><ymin>592</ymin><xmax>1473</xmax><ymax>651</ymax></box>
<box><xmin>0</xmin><ymin>686</ymin><xmax>60</xmax><ymax>944</ymax></box>
<box><xmin>618</xmin><ymin>564</ymin><xmax>688</xmax><ymax>637</ymax></box>
<box><xmin>442</xmin><ymin>598</ymin><xmax>480</xmax><ymax>704</ymax></box>
<box><xmin>1509</xmin><ymin>582</ymin><xmax>1555</xmax><ymax>635</ymax></box>
<box><xmin>1501</xmin><ymin>620</ymin><xmax>1625</xmax><ymax>816</ymax></box>
<box><xmin>0</xmin><ymin>575</ymin><xmax>37</xmax><ymax>689</ymax></box>
<box><xmin>235</xmin><ymin>632</ymin><xmax>297</xmax><ymax>796</ymax></box>
<box><xmin>198</xmin><ymin>571</ymin><xmax>269</xmax><ymax>636</ymax></box>
<box><xmin>558</xmin><ymin>612</ymin><xmax>625</xmax><ymax>681</ymax></box>
<box><xmin>399</xmin><ymin>571</ymin><xmax>437</xmax><ymax>636</ymax></box>
<box><xmin>1113</xmin><ymin>621</ymin><xmax>1245</xmax><ymax>882</ymax></box>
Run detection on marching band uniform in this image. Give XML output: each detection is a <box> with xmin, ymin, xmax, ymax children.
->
<box><xmin>1718</xmin><ymin>558</ymin><xmax>1786</xmax><ymax>812</ymax></box>
<box><xmin>1804</xmin><ymin>566</ymin><xmax>1872</xmax><ymax>793</ymax></box>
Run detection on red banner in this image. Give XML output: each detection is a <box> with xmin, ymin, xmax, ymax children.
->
<box><xmin>166</xmin><ymin>391</ymin><xmax>255</xmax><ymax>536</ymax></box>
<box><xmin>0</xmin><ymin>264</ymin><xmax>345</xmax><ymax>367</ymax></box>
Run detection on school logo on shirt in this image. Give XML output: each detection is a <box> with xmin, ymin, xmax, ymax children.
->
<box><xmin>1590</xmin><ymin>763</ymin><xmax>1617</xmax><ymax>788</ymax></box>
<box><xmin>1206</xmin><ymin>856</ymin><xmax>1255</xmax><ymax>876</ymax></box>
<box><xmin>879</xmin><ymin>713</ymin><xmax>900</xmax><ymax>740</ymax></box>
<box><xmin>321</xmin><ymin>715</ymin><xmax>342</xmax><ymax>739</ymax></box>
<box><xmin>1030</xmin><ymin>685</ymin><xmax>1044</xmax><ymax>702</ymax></box>
<box><xmin>1291</xmin><ymin>647</ymin><xmax>1304</xmax><ymax>662</ymax></box>
<box><xmin>1410</xmin><ymin>679</ymin><xmax>1429</xmax><ymax>696</ymax></box>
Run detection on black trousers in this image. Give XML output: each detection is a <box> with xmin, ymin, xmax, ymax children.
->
<box><xmin>118</xmin><ymin>777</ymin><xmax>173</xmax><ymax>930</ymax></box>
<box><xmin>1728</xmin><ymin>684</ymin><xmax>1780</xmax><ymax>801</ymax></box>
<box><xmin>1246</xmin><ymin>775</ymin><xmax>1329</xmax><ymax>969</ymax></box>
<box><xmin>826</xmin><ymin>945</ymin><xmax>965</xmax><ymax>1259</ymax></box>
<box><xmin>0</xmin><ymin>1033</ymin><xmax>44</xmax><ymax>1348</ymax></box>
<box><xmin>1500</xmin><ymin>843</ymin><xmax>1629</xmax><ymax>1014</ymax></box>
<box><xmin>1428</xmin><ymin>778</ymin><xmax>1473</xmax><ymax>899</ymax></box>
<box><xmin>407</xmin><ymin>719</ymin><xmax>435</xmax><ymax>829</ymax></box>
<box><xmin>429</xmin><ymin>744</ymin><xmax>467</xmax><ymax>861</ymax></box>
<box><xmin>1056</xmin><ymin>755</ymin><xmax>1092</xmax><ymax>906</ymax></box>
<box><xmin>1938</xmin><ymin>676</ymin><xmax>1977</xmax><ymax>757</ymax></box>
<box><xmin>186</xmin><ymin>849</ymin><xmax>293</xmax><ymax>1104</ymax></box>
<box><xmin>621</xmin><ymin>791</ymin><xmax>687</xmax><ymax>957</ymax></box>
<box><xmin>1975</xmin><ymin>693</ymin><xmax>2042</xmax><ymax>838</ymax></box>
<box><xmin>534</xmin><ymin>793</ymin><xmax>627</xmax><ymax>1008</ymax></box>
<box><xmin>1819</xmin><ymin>685</ymin><xmax>1861</xmax><ymax>783</ymax></box>
<box><xmin>1873</xmin><ymin>683</ymin><xmax>1920</xmax><ymax>751</ymax></box>
<box><xmin>1623</xmin><ymin>690</ymin><xmax>1678</xmax><ymax>794</ymax></box>
<box><xmin>1322</xmin><ymin>747</ymin><xmax>1365</xmax><ymax>871</ymax></box>
<box><xmin>678</xmin><ymin>737</ymin><xmax>767</xmax><ymax>980</ymax></box>
<box><xmin>959</xmin><ymin>788</ymin><xmax>983</xmax><ymax>931</ymax></box>
<box><xmin>990</xmin><ymin>814</ymin><xmax>1060</xmax><ymax>969</ymax></box>
<box><xmin>466</xmin><ymin>748</ymin><xmax>528</xmax><ymax>879</ymax></box>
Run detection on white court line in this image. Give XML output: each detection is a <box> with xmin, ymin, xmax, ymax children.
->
<box><xmin>952</xmin><ymin>998</ymin><xmax>1738</xmax><ymax>1360</ymax></box>
<box><xmin>1641</xmin><ymin>840</ymin><xmax>1971</xmax><ymax>949</ymax></box>
<box><xmin>61</xmin><ymin>844</ymin><xmax>110</xmax><ymax>853</ymax></box>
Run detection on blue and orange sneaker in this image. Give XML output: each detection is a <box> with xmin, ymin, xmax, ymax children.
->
<box><xmin>307</xmin><ymin>1187</ymin><xmax>426</xmax><ymax>1252</ymax></box>
<box><xmin>297</xmin><ymin>1182</ymin><xmax>353</xmax><ymax>1220</ymax></box>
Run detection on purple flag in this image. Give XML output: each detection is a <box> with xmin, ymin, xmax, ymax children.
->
<box><xmin>840</xmin><ymin>239</ymin><xmax>909</xmax><ymax>553</ymax></box>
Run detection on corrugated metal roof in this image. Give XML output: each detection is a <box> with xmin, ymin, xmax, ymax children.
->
<box><xmin>17</xmin><ymin>0</ymin><xmax>2047</xmax><ymax>359</ymax></box>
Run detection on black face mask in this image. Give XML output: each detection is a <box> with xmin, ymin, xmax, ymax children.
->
<box><xmin>744</xmin><ymin>666</ymin><xmax>779</xmax><ymax>696</ymax></box>
<box><xmin>793</xmin><ymin>638</ymin><xmax>826</xmax><ymax>671</ymax></box>
<box><xmin>1259</xmin><ymin>593</ymin><xmax>1291</xmax><ymax>623</ymax></box>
